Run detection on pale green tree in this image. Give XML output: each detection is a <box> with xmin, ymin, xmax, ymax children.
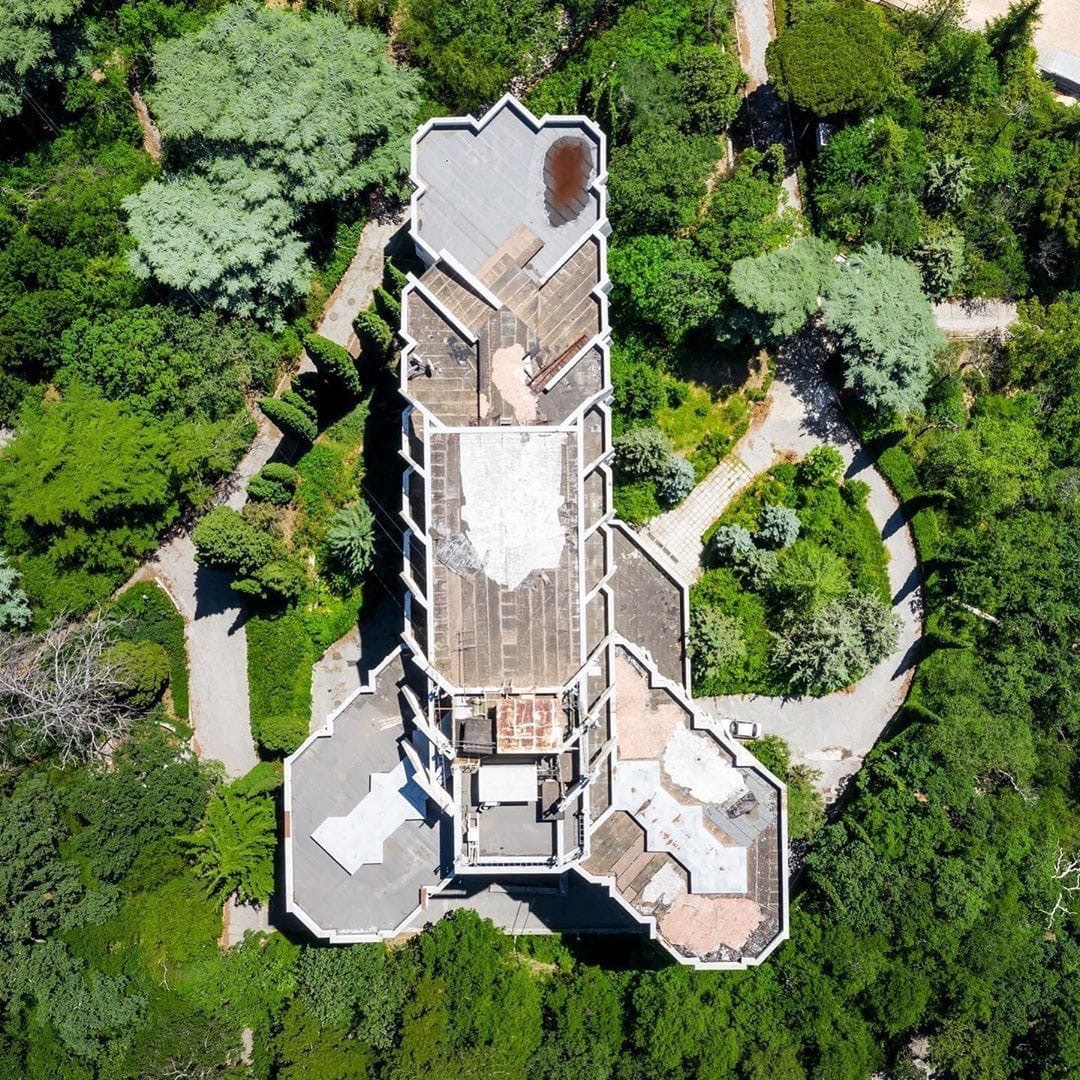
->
<box><xmin>773</xmin><ymin>589</ymin><xmax>899</xmax><ymax>695</ymax></box>
<box><xmin>147</xmin><ymin>3</ymin><xmax>420</xmax><ymax>203</ymax></box>
<box><xmin>822</xmin><ymin>245</ymin><xmax>944</xmax><ymax>414</ymax></box>
<box><xmin>124</xmin><ymin>158</ymin><xmax>312</xmax><ymax>322</ymax></box>
<box><xmin>689</xmin><ymin>606</ymin><xmax>746</xmax><ymax>684</ymax></box>
<box><xmin>0</xmin><ymin>0</ymin><xmax>84</xmax><ymax>118</ymax></box>
<box><xmin>729</xmin><ymin>236</ymin><xmax>839</xmax><ymax>340</ymax></box>
<box><xmin>0</xmin><ymin>552</ymin><xmax>30</xmax><ymax>630</ymax></box>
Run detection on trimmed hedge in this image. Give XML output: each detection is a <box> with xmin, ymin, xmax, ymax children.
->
<box><xmin>259</xmin><ymin>395</ymin><xmax>317</xmax><ymax>443</ymax></box>
<box><xmin>111</xmin><ymin>581</ymin><xmax>189</xmax><ymax>719</ymax></box>
<box><xmin>354</xmin><ymin>307</ymin><xmax>393</xmax><ymax>362</ymax></box>
<box><xmin>247</xmin><ymin>462</ymin><xmax>298</xmax><ymax>506</ymax></box>
<box><xmin>304</xmin><ymin>332</ymin><xmax>361</xmax><ymax>397</ymax></box>
<box><xmin>247</xmin><ymin>610</ymin><xmax>316</xmax><ymax>755</ymax></box>
<box><xmin>373</xmin><ymin>286</ymin><xmax>401</xmax><ymax>325</ymax></box>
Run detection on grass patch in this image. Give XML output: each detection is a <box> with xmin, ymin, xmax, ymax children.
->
<box><xmin>656</xmin><ymin>346</ymin><xmax>759</xmax><ymax>481</ymax></box>
<box><xmin>614</xmin><ymin>479</ymin><xmax>661</xmax><ymax>526</ymax></box>
<box><xmin>111</xmin><ymin>582</ymin><xmax>189</xmax><ymax>720</ymax></box>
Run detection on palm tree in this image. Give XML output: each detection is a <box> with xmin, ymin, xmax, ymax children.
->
<box><xmin>184</xmin><ymin>788</ymin><xmax>276</xmax><ymax>905</ymax></box>
<box><xmin>326</xmin><ymin>502</ymin><xmax>376</xmax><ymax>583</ymax></box>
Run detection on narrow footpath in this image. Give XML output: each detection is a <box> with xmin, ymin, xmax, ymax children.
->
<box><xmin>128</xmin><ymin>211</ymin><xmax>406</xmax><ymax>781</ymax></box>
<box><xmin>648</xmin><ymin>346</ymin><xmax>923</xmax><ymax>802</ymax></box>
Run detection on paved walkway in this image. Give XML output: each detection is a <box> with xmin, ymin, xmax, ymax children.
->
<box><xmin>647</xmin><ymin>342</ymin><xmax>923</xmax><ymax>803</ymax></box>
<box><xmin>735</xmin><ymin>0</ymin><xmax>802</xmax><ymax>211</ymax></box>
<box><xmin>933</xmin><ymin>299</ymin><xmax>1017</xmax><ymax>337</ymax></box>
<box><xmin>645</xmin><ymin>457</ymin><xmax>754</xmax><ymax>581</ymax></box>
<box><xmin>128</xmin><ymin>212</ymin><xmax>406</xmax><ymax>782</ymax></box>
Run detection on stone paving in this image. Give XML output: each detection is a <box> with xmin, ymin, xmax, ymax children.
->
<box><xmin>644</xmin><ymin>456</ymin><xmax>754</xmax><ymax>583</ymax></box>
<box><xmin>643</xmin><ymin>342</ymin><xmax>924</xmax><ymax>803</ymax></box>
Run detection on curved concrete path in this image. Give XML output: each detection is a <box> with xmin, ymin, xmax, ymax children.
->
<box><xmin>648</xmin><ymin>341</ymin><xmax>923</xmax><ymax>803</ymax></box>
<box><xmin>129</xmin><ymin>212</ymin><xmax>407</xmax><ymax>782</ymax></box>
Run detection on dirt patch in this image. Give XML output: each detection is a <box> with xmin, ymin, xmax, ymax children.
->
<box><xmin>545</xmin><ymin>138</ymin><xmax>591</xmax><ymax>225</ymax></box>
<box><xmin>660</xmin><ymin>893</ymin><xmax>765</xmax><ymax>953</ymax></box>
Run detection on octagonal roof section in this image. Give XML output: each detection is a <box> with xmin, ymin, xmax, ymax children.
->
<box><xmin>411</xmin><ymin>96</ymin><xmax>605</xmax><ymax>281</ymax></box>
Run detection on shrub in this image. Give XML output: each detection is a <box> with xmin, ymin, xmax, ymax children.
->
<box><xmin>796</xmin><ymin>445</ymin><xmax>844</xmax><ymax>487</ymax></box>
<box><xmin>373</xmin><ymin>286</ymin><xmax>401</xmax><ymax>325</ymax></box>
<box><xmin>233</xmin><ymin>558</ymin><xmax>308</xmax><ymax>604</ymax></box>
<box><xmin>757</xmin><ymin>504</ymin><xmax>801</xmax><ymax>549</ymax></box>
<box><xmin>709</xmin><ymin>524</ymin><xmax>756</xmax><ymax>565</ymax></box>
<box><xmin>282</xmin><ymin>389</ymin><xmax>316</xmax><ymax>423</ymax></box>
<box><xmin>842</xmin><ymin>479</ymin><xmax>871</xmax><ymax>509</ymax></box>
<box><xmin>304</xmin><ymin>333</ymin><xmax>361</xmax><ymax>397</ymax></box>
<box><xmin>613</xmin><ymin>358</ymin><xmax>666</xmax><ymax>422</ymax></box>
<box><xmin>326</xmin><ymin>503</ymin><xmax>376</xmax><ymax>583</ymax></box>
<box><xmin>193</xmin><ymin>507</ymin><xmax>276</xmax><ymax>578</ymax></box>
<box><xmin>689</xmin><ymin>606</ymin><xmax>747</xmax><ymax>684</ymax></box>
<box><xmin>255</xmin><ymin>712</ymin><xmax>310</xmax><ymax>755</ymax></box>
<box><xmin>183</xmin><ymin>786</ymin><xmax>276</xmax><ymax>904</ymax></box>
<box><xmin>231</xmin><ymin>760</ymin><xmax>284</xmax><ymax>798</ymax></box>
<box><xmin>614</xmin><ymin>480</ymin><xmax>661</xmax><ymax>525</ymax></box>
<box><xmin>247</xmin><ymin>462</ymin><xmax>298</xmax><ymax>506</ymax></box>
<box><xmin>111</xmin><ymin>582</ymin><xmax>190</xmax><ymax>719</ymax></box>
<box><xmin>108</xmin><ymin>640</ymin><xmax>171</xmax><ymax>709</ymax></box>
<box><xmin>615</xmin><ymin>425</ymin><xmax>672</xmax><ymax>479</ymax></box>
<box><xmin>656</xmin><ymin>455</ymin><xmax>695</xmax><ymax>505</ymax></box>
<box><xmin>709</xmin><ymin>525</ymin><xmax>778</xmax><ymax>589</ymax></box>
<box><xmin>384</xmin><ymin>260</ymin><xmax>409</xmax><ymax>295</ymax></box>
<box><xmin>354</xmin><ymin>306</ymin><xmax>393</xmax><ymax>362</ymax></box>
<box><xmin>259</xmin><ymin>396</ymin><xmax>317</xmax><ymax>443</ymax></box>
<box><xmin>772</xmin><ymin>540</ymin><xmax>849</xmax><ymax>614</ymax></box>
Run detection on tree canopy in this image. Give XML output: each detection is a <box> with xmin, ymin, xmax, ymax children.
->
<box><xmin>823</xmin><ymin>245</ymin><xmax>943</xmax><ymax>413</ymax></box>
<box><xmin>124</xmin><ymin>3</ymin><xmax>419</xmax><ymax>320</ymax></box>
<box><xmin>0</xmin><ymin>0</ymin><xmax>84</xmax><ymax>118</ymax></box>
<box><xmin>729</xmin><ymin>235</ymin><xmax>839</xmax><ymax>339</ymax></box>
<box><xmin>766</xmin><ymin>2</ymin><xmax>895</xmax><ymax>117</ymax></box>
<box><xmin>147</xmin><ymin>2</ymin><xmax>420</xmax><ymax>203</ymax></box>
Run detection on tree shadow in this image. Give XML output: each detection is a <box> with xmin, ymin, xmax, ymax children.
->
<box><xmin>776</xmin><ymin>332</ymin><xmax>854</xmax><ymax>445</ymax></box>
<box><xmin>193</xmin><ymin>564</ymin><xmax>247</xmax><ymax>633</ymax></box>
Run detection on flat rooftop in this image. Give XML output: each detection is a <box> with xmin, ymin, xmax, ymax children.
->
<box><xmin>413</xmin><ymin>101</ymin><xmax>602</xmax><ymax>279</ymax></box>
<box><xmin>583</xmin><ymin>648</ymin><xmax>783</xmax><ymax>964</ymax></box>
<box><xmin>287</xmin><ymin>652</ymin><xmax>447</xmax><ymax>937</ymax></box>
<box><xmin>428</xmin><ymin>428</ymin><xmax>581</xmax><ymax>690</ymax></box>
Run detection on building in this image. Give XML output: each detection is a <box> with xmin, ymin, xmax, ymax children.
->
<box><xmin>283</xmin><ymin>96</ymin><xmax>788</xmax><ymax>968</ymax></box>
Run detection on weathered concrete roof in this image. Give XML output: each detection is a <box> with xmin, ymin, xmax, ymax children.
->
<box><xmin>413</xmin><ymin>97</ymin><xmax>602</xmax><ymax>279</ymax></box>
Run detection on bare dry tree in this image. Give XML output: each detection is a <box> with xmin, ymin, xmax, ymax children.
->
<box><xmin>1037</xmin><ymin>846</ymin><xmax>1080</xmax><ymax>931</ymax></box>
<box><xmin>0</xmin><ymin>616</ymin><xmax>135</xmax><ymax>765</ymax></box>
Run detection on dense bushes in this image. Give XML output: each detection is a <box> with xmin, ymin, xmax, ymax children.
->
<box><xmin>247</xmin><ymin>462</ymin><xmax>299</xmax><ymax>507</ymax></box>
<box><xmin>111</xmin><ymin>582</ymin><xmax>189</xmax><ymax>718</ymax></box>
<box><xmin>0</xmin><ymin>390</ymin><xmax>252</xmax><ymax>620</ymax></box>
<box><xmin>245</xmin><ymin>404</ymin><xmax>371</xmax><ymax>754</ymax></box>
<box><xmin>691</xmin><ymin>450</ymin><xmax>891</xmax><ymax>695</ymax></box>
<box><xmin>798</xmin><ymin>0</ymin><xmax>1069</xmax><ymax>297</ymax></box>
<box><xmin>304</xmin><ymin>333</ymin><xmax>361</xmax><ymax>398</ymax></box>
